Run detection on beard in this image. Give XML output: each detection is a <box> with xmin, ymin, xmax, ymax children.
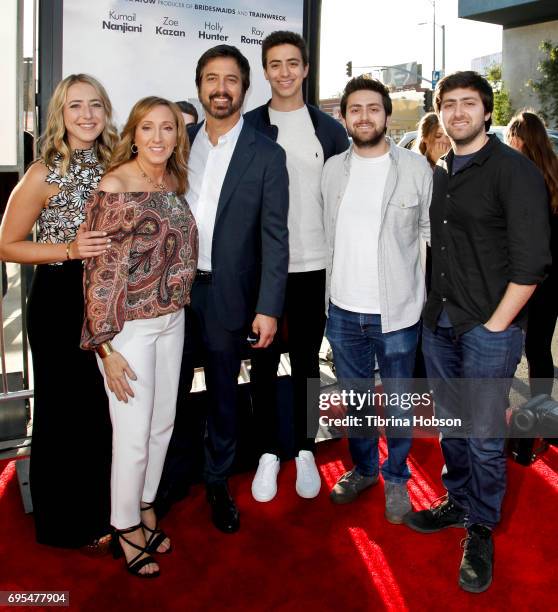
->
<box><xmin>202</xmin><ymin>91</ymin><xmax>244</xmax><ymax>119</ymax></box>
<box><xmin>445</xmin><ymin>120</ymin><xmax>486</xmax><ymax>147</ymax></box>
<box><xmin>347</xmin><ymin>123</ymin><xmax>387</xmax><ymax>148</ymax></box>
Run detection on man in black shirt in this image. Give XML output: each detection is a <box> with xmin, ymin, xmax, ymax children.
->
<box><xmin>404</xmin><ymin>71</ymin><xmax>550</xmax><ymax>593</ymax></box>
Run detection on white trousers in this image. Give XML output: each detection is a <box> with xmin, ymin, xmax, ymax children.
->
<box><xmin>96</xmin><ymin>310</ymin><xmax>185</xmax><ymax>529</ymax></box>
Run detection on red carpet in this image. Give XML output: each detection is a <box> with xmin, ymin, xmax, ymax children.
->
<box><xmin>0</xmin><ymin>438</ymin><xmax>556</xmax><ymax>611</ymax></box>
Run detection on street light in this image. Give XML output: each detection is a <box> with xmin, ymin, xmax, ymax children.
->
<box><xmin>418</xmin><ymin>21</ymin><xmax>446</xmax><ymax>79</ymax></box>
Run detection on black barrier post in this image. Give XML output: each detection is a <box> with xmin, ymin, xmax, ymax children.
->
<box><xmin>38</xmin><ymin>0</ymin><xmax>63</xmax><ymax>135</ymax></box>
<box><xmin>303</xmin><ymin>0</ymin><xmax>322</xmax><ymax>106</ymax></box>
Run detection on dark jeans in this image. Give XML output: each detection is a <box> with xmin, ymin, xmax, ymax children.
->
<box><xmin>250</xmin><ymin>269</ymin><xmax>326</xmax><ymax>456</ymax></box>
<box><xmin>325</xmin><ymin>303</ymin><xmax>419</xmax><ymax>484</ymax></box>
<box><xmin>423</xmin><ymin>324</ymin><xmax>523</xmax><ymax>528</ymax></box>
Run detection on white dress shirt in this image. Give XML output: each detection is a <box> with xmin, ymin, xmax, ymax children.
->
<box><xmin>187</xmin><ymin>116</ymin><xmax>244</xmax><ymax>271</ymax></box>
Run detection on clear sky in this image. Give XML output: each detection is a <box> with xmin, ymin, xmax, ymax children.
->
<box><xmin>319</xmin><ymin>0</ymin><xmax>503</xmax><ymax>97</ymax></box>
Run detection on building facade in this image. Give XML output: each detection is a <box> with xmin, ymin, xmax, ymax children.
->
<box><xmin>459</xmin><ymin>0</ymin><xmax>558</xmax><ymax>126</ymax></box>
<box><xmin>471</xmin><ymin>52</ymin><xmax>503</xmax><ymax>75</ymax></box>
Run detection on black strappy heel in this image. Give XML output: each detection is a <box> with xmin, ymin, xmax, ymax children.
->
<box><xmin>112</xmin><ymin>523</ymin><xmax>160</xmax><ymax>578</ymax></box>
<box><xmin>140</xmin><ymin>502</ymin><xmax>172</xmax><ymax>555</ymax></box>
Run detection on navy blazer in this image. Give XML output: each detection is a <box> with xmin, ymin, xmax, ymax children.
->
<box><xmin>188</xmin><ymin>120</ymin><xmax>289</xmax><ymax>331</ymax></box>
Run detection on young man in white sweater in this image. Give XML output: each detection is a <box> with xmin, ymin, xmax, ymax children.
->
<box><xmin>245</xmin><ymin>31</ymin><xmax>349</xmax><ymax>502</ymax></box>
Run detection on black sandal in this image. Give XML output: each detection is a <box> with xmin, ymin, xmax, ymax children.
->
<box><xmin>112</xmin><ymin>524</ymin><xmax>160</xmax><ymax>578</ymax></box>
<box><xmin>141</xmin><ymin>502</ymin><xmax>172</xmax><ymax>554</ymax></box>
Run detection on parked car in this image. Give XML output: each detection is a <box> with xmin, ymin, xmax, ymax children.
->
<box><xmin>397</xmin><ymin>125</ymin><xmax>558</xmax><ymax>153</ymax></box>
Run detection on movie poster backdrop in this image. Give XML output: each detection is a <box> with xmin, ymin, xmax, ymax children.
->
<box><xmin>62</xmin><ymin>0</ymin><xmax>305</xmax><ymax>125</ymax></box>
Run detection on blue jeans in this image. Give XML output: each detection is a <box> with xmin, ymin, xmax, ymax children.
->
<box><xmin>325</xmin><ymin>303</ymin><xmax>419</xmax><ymax>484</ymax></box>
<box><xmin>423</xmin><ymin>324</ymin><xmax>523</xmax><ymax>528</ymax></box>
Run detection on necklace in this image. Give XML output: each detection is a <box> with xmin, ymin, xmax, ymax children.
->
<box><xmin>136</xmin><ymin>159</ymin><xmax>168</xmax><ymax>191</ymax></box>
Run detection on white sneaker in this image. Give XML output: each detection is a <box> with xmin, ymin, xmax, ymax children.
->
<box><xmin>295</xmin><ymin>450</ymin><xmax>321</xmax><ymax>499</ymax></box>
<box><xmin>251</xmin><ymin>453</ymin><xmax>280</xmax><ymax>502</ymax></box>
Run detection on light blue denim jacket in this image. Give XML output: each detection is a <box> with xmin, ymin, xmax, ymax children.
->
<box><xmin>322</xmin><ymin>139</ymin><xmax>432</xmax><ymax>333</ymax></box>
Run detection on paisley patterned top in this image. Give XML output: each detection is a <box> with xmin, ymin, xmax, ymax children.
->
<box><xmin>80</xmin><ymin>191</ymin><xmax>198</xmax><ymax>350</ymax></box>
<box><xmin>39</xmin><ymin>149</ymin><xmax>103</xmax><ymax>260</ymax></box>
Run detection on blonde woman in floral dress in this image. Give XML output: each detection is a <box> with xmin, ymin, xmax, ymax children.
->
<box><xmin>0</xmin><ymin>74</ymin><xmax>117</xmax><ymax>549</ymax></box>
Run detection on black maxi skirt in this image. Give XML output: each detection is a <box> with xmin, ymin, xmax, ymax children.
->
<box><xmin>26</xmin><ymin>260</ymin><xmax>112</xmax><ymax>547</ymax></box>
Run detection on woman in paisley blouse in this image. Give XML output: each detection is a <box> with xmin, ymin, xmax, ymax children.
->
<box><xmin>0</xmin><ymin>74</ymin><xmax>117</xmax><ymax>549</ymax></box>
<box><xmin>81</xmin><ymin>97</ymin><xmax>197</xmax><ymax>578</ymax></box>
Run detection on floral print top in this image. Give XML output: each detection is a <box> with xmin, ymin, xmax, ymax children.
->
<box><xmin>38</xmin><ymin>148</ymin><xmax>103</xmax><ymax>264</ymax></box>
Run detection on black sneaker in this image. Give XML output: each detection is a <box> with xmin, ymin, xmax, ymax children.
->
<box><xmin>403</xmin><ymin>494</ymin><xmax>466</xmax><ymax>533</ymax></box>
<box><xmin>459</xmin><ymin>524</ymin><xmax>494</xmax><ymax>593</ymax></box>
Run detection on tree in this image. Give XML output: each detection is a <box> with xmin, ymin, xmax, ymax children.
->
<box><xmin>486</xmin><ymin>64</ymin><xmax>514</xmax><ymax>126</ymax></box>
<box><xmin>527</xmin><ymin>40</ymin><xmax>558</xmax><ymax>127</ymax></box>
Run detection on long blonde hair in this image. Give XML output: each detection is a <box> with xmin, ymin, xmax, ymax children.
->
<box><xmin>108</xmin><ymin>97</ymin><xmax>189</xmax><ymax>195</ymax></box>
<box><xmin>39</xmin><ymin>74</ymin><xmax>118</xmax><ymax>175</ymax></box>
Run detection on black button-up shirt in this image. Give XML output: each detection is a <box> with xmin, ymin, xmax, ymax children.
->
<box><xmin>423</xmin><ymin>134</ymin><xmax>551</xmax><ymax>335</ymax></box>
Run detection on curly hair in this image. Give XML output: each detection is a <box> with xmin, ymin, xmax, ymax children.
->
<box><xmin>39</xmin><ymin>74</ymin><xmax>118</xmax><ymax>175</ymax></box>
<box><xmin>107</xmin><ymin>97</ymin><xmax>189</xmax><ymax>195</ymax></box>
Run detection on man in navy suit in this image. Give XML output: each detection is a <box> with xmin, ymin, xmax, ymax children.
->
<box><xmin>182</xmin><ymin>45</ymin><xmax>289</xmax><ymax>533</ymax></box>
